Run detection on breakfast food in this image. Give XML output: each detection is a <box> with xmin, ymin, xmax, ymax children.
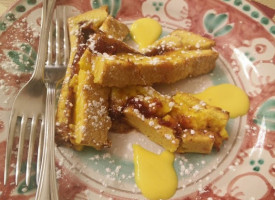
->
<box><xmin>55</xmin><ymin>6</ymin><xmax>228</xmax><ymax>153</ymax></box>
<box><xmin>110</xmin><ymin>86</ymin><xmax>229</xmax><ymax>153</ymax></box>
<box><xmin>92</xmin><ymin>49</ymin><xmax>218</xmax><ymax>87</ymax></box>
<box><xmin>99</xmin><ymin>15</ymin><xmax>130</xmax><ymax>41</ymax></box>
<box><xmin>88</xmin><ymin>23</ymin><xmax>218</xmax><ymax>87</ymax></box>
<box><xmin>55</xmin><ymin>6</ymin><xmax>111</xmax><ymax>149</ymax></box>
<box><xmin>70</xmin><ymin>68</ymin><xmax>111</xmax><ymax>149</ymax></box>
<box><xmin>143</xmin><ymin>29</ymin><xmax>216</xmax><ymax>56</ymax></box>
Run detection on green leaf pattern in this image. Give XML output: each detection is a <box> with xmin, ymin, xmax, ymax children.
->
<box><xmin>92</xmin><ymin>0</ymin><xmax>121</xmax><ymax>17</ymax></box>
<box><xmin>17</xmin><ymin>175</ymin><xmax>37</xmax><ymax>194</ymax></box>
<box><xmin>6</xmin><ymin>43</ymin><xmax>37</xmax><ymax>72</ymax></box>
<box><xmin>204</xmin><ymin>10</ymin><xmax>234</xmax><ymax>37</ymax></box>
<box><xmin>254</xmin><ymin>99</ymin><xmax>275</xmax><ymax>130</ymax></box>
<box><xmin>17</xmin><ymin>162</ymin><xmax>37</xmax><ymax>194</ymax></box>
<box><xmin>214</xmin><ymin>24</ymin><xmax>234</xmax><ymax>37</ymax></box>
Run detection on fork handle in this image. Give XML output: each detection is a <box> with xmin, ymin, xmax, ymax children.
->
<box><xmin>35</xmin><ymin>83</ymin><xmax>59</xmax><ymax>200</ymax></box>
<box><xmin>32</xmin><ymin>0</ymin><xmax>56</xmax><ymax>80</ymax></box>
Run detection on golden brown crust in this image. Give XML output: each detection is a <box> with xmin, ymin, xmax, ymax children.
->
<box><xmin>124</xmin><ymin>107</ymin><xmax>180</xmax><ymax>152</ymax></box>
<box><xmin>109</xmin><ymin>119</ymin><xmax>133</xmax><ymax>133</ymax></box>
<box><xmin>71</xmin><ymin>70</ymin><xmax>111</xmax><ymax>149</ymax></box>
<box><xmin>56</xmin><ymin>7</ymin><xmax>225</xmax><ymax>154</ymax></box>
<box><xmin>55</xmin><ymin>7</ymin><xmax>109</xmax><ymax>146</ymax></box>
<box><xmin>176</xmin><ymin>129</ymin><xmax>214</xmax><ymax>154</ymax></box>
<box><xmin>143</xmin><ymin>29</ymin><xmax>216</xmax><ymax>56</ymax></box>
<box><xmin>109</xmin><ymin>86</ymin><xmax>229</xmax><ymax>153</ymax></box>
<box><xmin>87</xmin><ymin>32</ymin><xmax>138</xmax><ymax>55</ymax></box>
<box><xmin>99</xmin><ymin>15</ymin><xmax>130</xmax><ymax>41</ymax></box>
<box><xmin>92</xmin><ymin>49</ymin><xmax>218</xmax><ymax>87</ymax></box>
<box><xmin>172</xmin><ymin>93</ymin><xmax>229</xmax><ymax>150</ymax></box>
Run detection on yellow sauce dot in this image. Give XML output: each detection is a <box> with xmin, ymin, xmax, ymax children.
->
<box><xmin>130</xmin><ymin>18</ymin><xmax>162</xmax><ymax>49</ymax></box>
<box><xmin>133</xmin><ymin>144</ymin><xmax>177</xmax><ymax>200</ymax></box>
<box><xmin>194</xmin><ymin>84</ymin><xmax>250</xmax><ymax>118</ymax></box>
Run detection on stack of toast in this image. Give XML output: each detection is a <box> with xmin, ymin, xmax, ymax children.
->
<box><xmin>55</xmin><ymin>6</ymin><xmax>229</xmax><ymax>153</ymax></box>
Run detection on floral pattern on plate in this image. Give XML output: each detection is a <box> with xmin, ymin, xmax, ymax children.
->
<box><xmin>0</xmin><ymin>0</ymin><xmax>274</xmax><ymax>199</ymax></box>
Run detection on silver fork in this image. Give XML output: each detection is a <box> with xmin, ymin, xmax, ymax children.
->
<box><xmin>4</xmin><ymin>0</ymin><xmax>56</xmax><ymax>186</ymax></box>
<box><xmin>35</xmin><ymin>6</ymin><xmax>69</xmax><ymax>200</ymax></box>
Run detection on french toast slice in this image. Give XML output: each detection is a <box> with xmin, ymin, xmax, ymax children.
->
<box><xmin>177</xmin><ymin>129</ymin><xmax>215</xmax><ymax>153</ymax></box>
<box><xmin>56</xmin><ymin>5</ymin><xmax>135</xmax><ymax>147</ymax></box>
<box><xmin>110</xmin><ymin>86</ymin><xmax>179</xmax><ymax>151</ymax></box>
<box><xmin>110</xmin><ymin>86</ymin><xmax>229</xmax><ymax>153</ymax></box>
<box><xmin>78</xmin><ymin>47</ymin><xmax>136</xmax><ymax>134</ymax></box>
<box><xmin>56</xmin><ymin>7</ymin><xmax>224</xmax><ymax>153</ymax></box>
<box><xmin>99</xmin><ymin>15</ymin><xmax>130</xmax><ymax>41</ymax></box>
<box><xmin>56</xmin><ymin>7</ymin><xmax>109</xmax><ymax>145</ymax></box>
<box><xmin>143</xmin><ymin>29</ymin><xmax>216</xmax><ymax>56</ymax></box>
<box><xmin>109</xmin><ymin>86</ymin><xmax>172</xmax><ymax>133</ymax></box>
<box><xmin>87</xmin><ymin>32</ymin><xmax>138</xmax><ymax>55</ymax></box>
<box><xmin>70</xmin><ymin>68</ymin><xmax>111</xmax><ymax>149</ymax></box>
<box><xmin>124</xmin><ymin>107</ymin><xmax>180</xmax><ymax>152</ymax></box>
<box><xmin>67</xmin><ymin>6</ymin><xmax>109</xmax><ymax>68</ymax></box>
<box><xmin>171</xmin><ymin>93</ymin><xmax>229</xmax><ymax>150</ymax></box>
<box><xmin>92</xmin><ymin>49</ymin><xmax>218</xmax><ymax>87</ymax></box>
<box><xmin>110</xmin><ymin>86</ymin><xmax>173</xmax><ymax>118</ymax></box>
<box><xmin>86</xmin><ymin>29</ymin><xmax>215</xmax><ymax>57</ymax></box>
<box><xmin>172</xmin><ymin>93</ymin><xmax>229</xmax><ymax>133</ymax></box>
<box><xmin>57</xmin><ymin>46</ymin><xmax>112</xmax><ymax>150</ymax></box>
<box><xmin>87</xmin><ymin>28</ymin><xmax>218</xmax><ymax>87</ymax></box>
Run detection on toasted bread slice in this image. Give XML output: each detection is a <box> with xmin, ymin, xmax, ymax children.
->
<box><xmin>70</xmin><ymin>69</ymin><xmax>111</xmax><ymax>149</ymax></box>
<box><xmin>110</xmin><ymin>119</ymin><xmax>133</xmax><ymax>133</ymax></box>
<box><xmin>99</xmin><ymin>15</ymin><xmax>130</xmax><ymax>41</ymax></box>
<box><xmin>56</xmin><ymin>7</ymin><xmax>223</xmax><ymax>153</ymax></box>
<box><xmin>110</xmin><ymin>86</ymin><xmax>173</xmax><ymax>133</ymax></box>
<box><xmin>110</xmin><ymin>86</ymin><xmax>173</xmax><ymax>117</ymax></box>
<box><xmin>92</xmin><ymin>49</ymin><xmax>218</xmax><ymax>87</ymax></box>
<box><xmin>87</xmin><ymin>32</ymin><xmax>138</xmax><ymax>55</ymax></box>
<box><xmin>56</xmin><ymin>5</ymin><xmax>134</xmax><ymax>146</ymax></box>
<box><xmin>57</xmin><ymin>48</ymin><xmax>112</xmax><ymax>149</ymax></box>
<box><xmin>143</xmin><ymin>29</ymin><xmax>216</xmax><ymax>56</ymax></box>
<box><xmin>172</xmin><ymin>93</ymin><xmax>229</xmax><ymax>150</ymax></box>
<box><xmin>171</xmin><ymin>30</ymin><xmax>215</xmax><ymax>48</ymax></box>
<box><xmin>124</xmin><ymin>106</ymin><xmax>215</xmax><ymax>153</ymax></box>
<box><xmin>55</xmin><ymin>7</ymin><xmax>109</xmax><ymax>145</ymax></box>
<box><xmin>110</xmin><ymin>86</ymin><xmax>229</xmax><ymax>153</ymax></box>
<box><xmin>68</xmin><ymin>6</ymin><xmax>109</xmax><ymax>65</ymax></box>
<box><xmin>177</xmin><ymin>129</ymin><xmax>215</xmax><ymax>153</ymax></box>
<box><xmin>124</xmin><ymin>107</ymin><xmax>180</xmax><ymax>152</ymax></box>
<box><xmin>69</xmin><ymin>48</ymin><xmax>111</xmax><ymax>149</ymax></box>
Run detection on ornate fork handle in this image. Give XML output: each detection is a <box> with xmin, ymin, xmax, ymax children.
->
<box><xmin>36</xmin><ymin>82</ymin><xmax>58</xmax><ymax>200</ymax></box>
<box><xmin>47</xmin><ymin>83</ymin><xmax>59</xmax><ymax>200</ymax></box>
<box><xmin>34</xmin><ymin>1</ymin><xmax>57</xmax><ymax>200</ymax></box>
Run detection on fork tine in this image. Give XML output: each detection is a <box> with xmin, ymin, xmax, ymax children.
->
<box><xmin>63</xmin><ymin>6</ymin><xmax>69</xmax><ymax>65</ymax></box>
<box><xmin>15</xmin><ymin>115</ymin><xmax>28</xmax><ymax>185</ymax></box>
<box><xmin>47</xmin><ymin>20</ymin><xmax>54</xmax><ymax>65</ymax></box>
<box><xmin>55</xmin><ymin>8</ymin><xmax>61</xmax><ymax>65</ymax></box>
<box><xmin>26</xmin><ymin>115</ymin><xmax>38</xmax><ymax>186</ymax></box>
<box><xmin>4</xmin><ymin>111</ymin><xmax>18</xmax><ymax>185</ymax></box>
<box><xmin>36</xmin><ymin>117</ymin><xmax>44</xmax><ymax>184</ymax></box>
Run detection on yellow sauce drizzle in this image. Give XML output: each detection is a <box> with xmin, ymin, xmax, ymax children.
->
<box><xmin>194</xmin><ymin>84</ymin><xmax>250</xmax><ymax>118</ymax></box>
<box><xmin>133</xmin><ymin>144</ymin><xmax>177</xmax><ymax>200</ymax></box>
<box><xmin>130</xmin><ymin>18</ymin><xmax>162</xmax><ymax>49</ymax></box>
